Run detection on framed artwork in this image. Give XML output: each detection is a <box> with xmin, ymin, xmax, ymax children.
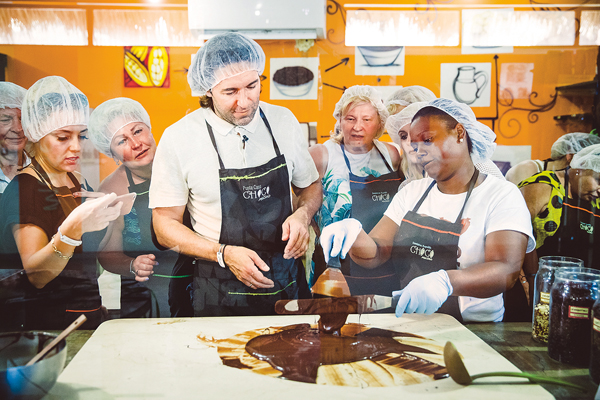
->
<box><xmin>270</xmin><ymin>57</ymin><xmax>319</xmax><ymax>100</ymax></box>
<box><xmin>440</xmin><ymin>63</ymin><xmax>492</xmax><ymax>107</ymax></box>
<box><xmin>124</xmin><ymin>46</ymin><xmax>170</xmax><ymax>88</ymax></box>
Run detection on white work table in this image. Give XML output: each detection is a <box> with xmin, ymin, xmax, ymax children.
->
<box><xmin>44</xmin><ymin>314</ymin><xmax>553</xmax><ymax>399</ymax></box>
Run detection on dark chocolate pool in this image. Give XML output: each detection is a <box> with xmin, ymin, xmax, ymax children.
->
<box><xmin>245</xmin><ymin>324</ymin><xmax>448</xmax><ymax>384</ymax></box>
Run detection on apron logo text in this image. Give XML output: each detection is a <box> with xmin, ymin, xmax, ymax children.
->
<box><xmin>410</xmin><ymin>242</ymin><xmax>435</xmax><ymax>261</ymax></box>
<box><xmin>243</xmin><ymin>184</ymin><xmax>271</xmax><ymax>201</ymax></box>
<box><xmin>371</xmin><ymin>191</ymin><xmax>391</xmax><ymax>203</ymax></box>
<box><xmin>580</xmin><ymin>222</ymin><xmax>594</xmax><ymax>234</ymax></box>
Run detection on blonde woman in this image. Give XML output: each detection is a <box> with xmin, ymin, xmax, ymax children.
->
<box><xmin>0</xmin><ymin>76</ymin><xmax>121</xmax><ymax>329</ymax></box>
<box><xmin>309</xmin><ymin>85</ymin><xmax>404</xmax><ymax>295</ymax></box>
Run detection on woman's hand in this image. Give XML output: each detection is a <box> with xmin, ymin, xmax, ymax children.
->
<box><xmin>61</xmin><ymin>193</ymin><xmax>122</xmax><ymax>239</ymax></box>
<box><xmin>131</xmin><ymin>254</ymin><xmax>158</xmax><ymax>282</ymax></box>
<box><xmin>393</xmin><ymin>270</ymin><xmax>453</xmax><ymax>317</ymax></box>
<box><xmin>320</xmin><ymin>218</ymin><xmax>363</xmax><ymax>263</ymax></box>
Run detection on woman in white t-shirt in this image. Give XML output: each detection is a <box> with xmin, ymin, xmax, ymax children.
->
<box><xmin>321</xmin><ymin>98</ymin><xmax>536</xmax><ymax>323</ymax></box>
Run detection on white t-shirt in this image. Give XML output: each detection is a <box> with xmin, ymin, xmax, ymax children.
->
<box><xmin>384</xmin><ymin>175</ymin><xmax>535</xmax><ymax>322</ymax></box>
<box><xmin>149</xmin><ymin>102</ymin><xmax>319</xmax><ymax>242</ymax></box>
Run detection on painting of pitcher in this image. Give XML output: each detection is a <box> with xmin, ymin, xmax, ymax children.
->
<box><xmin>440</xmin><ymin>63</ymin><xmax>492</xmax><ymax>108</ymax></box>
<box><xmin>453</xmin><ymin>66</ymin><xmax>488</xmax><ymax>105</ymax></box>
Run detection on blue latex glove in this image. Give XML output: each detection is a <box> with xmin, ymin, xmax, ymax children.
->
<box><xmin>320</xmin><ymin>218</ymin><xmax>362</xmax><ymax>263</ymax></box>
<box><xmin>393</xmin><ymin>270</ymin><xmax>453</xmax><ymax>317</ymax></box>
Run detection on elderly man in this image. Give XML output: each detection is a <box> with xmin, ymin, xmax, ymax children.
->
<box><xmin>150</xmin><ymin>33</ymin><xmax>321</xmax><ymax>317</ymax></box>
<box><xmin>0</xmin><ymin>82</ymin><xmax>28</xmax><ymax>198</ymax></box>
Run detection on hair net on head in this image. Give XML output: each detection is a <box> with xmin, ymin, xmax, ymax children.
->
<box><xmin>332</xmin><ymin>85</ymin><xmax>389</xmax><ymax>140</ymax></box>
<box><xmin>188</xmin><ymin>32</ymin><xmax>265</xmax><ymax>94</ymax></box>
<box><xmin>570</xmin><ymin>143</ymin><xmax>600</xmax><ymax>173</ymax></box>
<box><xmin>385</xmin><ymin>86</ymin><xmax>436</xmax><ymax>109</ymax></box>
<box><xmin>550</xmin><ymin>132</ymin><xmax>600</xmax><ymax>160</ymax></box>
<box><xmin>21</xmin><ymin>76</ymin><xmax>88</xmax><ymax>143</ymax></box>
<box><xmin>88</xmin><ymin>98</ymin><xmax>152</xmax><ymax>158</ymax></box>
<box><xmin>0</xmin><ymin>82</ymin><xmax>26</xmax><ymax>110</ymax></box>
<box><xmin>421</xmin><ymin>98</ymin><xmax>497</xmax><ymax>163</ymax></box>
<box><xmin>385</xmin><ymin>101</ymin><xmax>428</xmax><ymax>144</ymax></box>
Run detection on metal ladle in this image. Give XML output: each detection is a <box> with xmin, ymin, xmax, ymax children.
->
<box><xmin>443</xmin><ymin>341</ymin><xmax>585</xmax><ymax>391</ymax></box>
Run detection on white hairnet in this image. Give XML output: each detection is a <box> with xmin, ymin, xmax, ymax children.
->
<box><xmin>89</xmin><ymin>98</ymin><xmax>151</xmax><ymax>158</ymax></box>
<box><xmin>188</xmin><ymin>32</ymin><xmax>265</xmax><ymax>94</ymax></box>
<box><xmin>570</xmin><ymin>143</ymin><xmax>600</xmax><ymax>173</ymax></box>
<box><xmin>385</xmin><ymin>86</ymin><xmax>436</xmax><ymax>108</ymax></box>
<box><xmin>332</xmin><ymin>85</ymin><xmax>389</xmax><ymax>138</ymax></box>
<box><xmin>385</xmin><ymin>101</ymin><xmax>428</xmax><ymax>144</ymax></box>
<box><xmin>0</xmin><ymin>82</ymin><xmax>26</xmax><ymax>110</ymax></box>
<box><xmin>550</xmin><ymin>132</ymin><xmax>600</xmax><ymax>160</ymax></box>
<box><xmin>21</xmin><ymin>76</ymin><xmax>89</xmax><ymax>143</ymax></box>
<box><xmin>421</xmin><ymin>98</ymin><xmax>497</xmax><ymax>164</ymax></box>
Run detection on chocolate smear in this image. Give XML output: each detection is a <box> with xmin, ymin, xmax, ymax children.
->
<box><xmin>245</xmin><ymin>323</ymin><xmax>448</xmax><ymax>384</ymax></box>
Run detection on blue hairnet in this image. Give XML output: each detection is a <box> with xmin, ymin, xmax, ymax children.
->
<box><xmin>422</xmin><ymin>98</ymin><xmax>496</xmax><ymax>163</ymax></box>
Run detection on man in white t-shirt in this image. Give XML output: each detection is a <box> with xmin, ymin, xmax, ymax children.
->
<box><xmin>149</xmin><ymin>33</ymin><xmax>321</xmax><ymax>317</ymax></box>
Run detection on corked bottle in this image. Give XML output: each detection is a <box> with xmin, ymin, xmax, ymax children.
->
<box><xmin>548</xmin><ymin>269</ymin><xmax>600</xmax><ymax>366</ymax></box>
<box><xmin>590</xmin><ymin>299</ymin><xmax>600</xmax><ymax>383</ymax></box>
<box><xmin>531</xmin><ymin>256</ymin><xmax>583</xmax><ymax>343</ymax></box>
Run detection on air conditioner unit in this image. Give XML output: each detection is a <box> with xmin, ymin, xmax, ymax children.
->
<box><xmin>188</xmin><ymin>0</ymin><xmax>326</xmax><ymax>40</ymax></box>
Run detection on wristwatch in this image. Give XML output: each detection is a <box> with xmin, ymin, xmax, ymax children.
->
<box><xmin>217</xmin><ymin>244</ymin><xmax>227</xmax><ymax>268</ymax></box>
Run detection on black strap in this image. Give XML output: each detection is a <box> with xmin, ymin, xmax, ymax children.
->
<box><xmin>412</xmin><ymin>169</ymin><xmax>480</xmax><ymax>224</ymax></box>
<box><xmin>124</xmin><ymin>166</ymin><xmax>136</xmax><ymax>187</ymax></box>
<box><xmin>28</xmin><ymin>158</ymin><xmax>80</xmax><ymax>193</ymax></box>
<box><xmin>340</xmin><ymin>143</ymin><xmax>393</xmax><ymax>175</ymax></box>
<box><xmin>454</xmin><ymin>170</ymin><xmax>479</xmax><ymax>223</ymax></box>
<box><xmin>205</xmin><ymin>108</ymin><xmax>279</xmax><ymax>169</ymax></box>
<box><xmin>543</xmin><ymin>159</ymin><xmax>550</xmax><ymax>171</ymax></box>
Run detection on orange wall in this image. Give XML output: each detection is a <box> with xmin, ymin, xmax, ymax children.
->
<box><xmin>0</xmin><ymin>0</ymin><xmax>596</xmax><ymax>181</ymax></box>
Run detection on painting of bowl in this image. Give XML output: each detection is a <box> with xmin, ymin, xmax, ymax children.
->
<box><xmin>357</xmin><ymin>46</ymin><xmax>404</xmax><ymax>67</ymax></box>
<box><xmin>0</xmin><ymin>331</ymin><xmax>67</xmax><ymax>400</ymax></box>
<box><xmin>272</xmin><ymin>66</ymin><xmax>315</xmax><ymax>98</ymax></box>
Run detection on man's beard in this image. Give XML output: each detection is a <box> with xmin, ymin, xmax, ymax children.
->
<box><xmin>215</xmin><ymin>101</ymin><xmax>259</xmax><ymax>127</ymax></box>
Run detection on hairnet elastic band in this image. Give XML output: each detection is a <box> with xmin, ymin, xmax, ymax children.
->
<box><xmin>209</xmin><ymin>68</ymin><xmax>262</xmax><ymax>91</ymax></box>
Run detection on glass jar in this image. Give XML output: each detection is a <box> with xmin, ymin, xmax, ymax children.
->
<box><xmin>590</xmin><ymin>299</ymin><xmax>600</xmax><ymax>383</ymax></box>
<box><xmin>532</xmin><ymin>256</ymin><xmax>583</xmax><ymax>343</ymax></box>
<box><xmin>547</xmin><ymin>268</ymin><xmax>600</xmax><ymax>366</ymax></box>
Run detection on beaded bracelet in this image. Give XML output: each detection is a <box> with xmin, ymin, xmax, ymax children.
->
<box><xmin>51</xmin><ymin>234</ymin><xmax>73</xmax><ymax>260</ymax></box>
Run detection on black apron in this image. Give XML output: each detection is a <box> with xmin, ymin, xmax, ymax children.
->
<box><xmin>339</xmin><ymin>143</ymin><xmax>404</xmax><ymax>296</ymax></box>
<box><xmin>120</xmin><ymin>168</ymin><xmax>178</xmax><ymax>318</ymax></box>
<box><xmin>191</xmin><ymin>109</ymin><xmax>309</xmax><ymax>317</ymax></box>
<box><xmin>2</xmin><ymin>158</ymin><xmax>104</xmax><ymax>330</ymax></box>
<box><xmin>537</xmin><ymin>168</ymin><xmax>599</xmax><ymax>269</ymax></box>
<box><xmin>392</xmin><ymin>170</ymin><xmax>480</xmax><ymax>322</ymax></box>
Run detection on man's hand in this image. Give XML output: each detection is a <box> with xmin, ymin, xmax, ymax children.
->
<box><xmin>131</xmin><ymin>254</ymin><xmax>158</xmax><ymax>282</ymax></box>
<box><xmin>281</xmin><ymin>210</ymin><xmax>310</xmax><ymax>260</ymax></box>
<box><xmin>224</xmin><ymin>245</ymin><xmax>274</xmax><ymax>289</ymax></box>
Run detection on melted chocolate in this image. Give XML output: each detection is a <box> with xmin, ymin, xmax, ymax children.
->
<box><xmin>311</xmin><ymin>268</ymin><xmax>351</xmax><ymax>297</ymax></box>
<box><xmin>318</xmin><ymin>313</ymin><xmax>348</xmax><ymax>335</ymax></box>
<box><xmin>245</xmin><ymin>324</ymin><xmax>448</xmax><ymax>384</ymax></box>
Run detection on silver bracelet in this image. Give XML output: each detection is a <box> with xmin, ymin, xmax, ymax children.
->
<box><xmin>130</xmin><ymin>259</ymin><xmax>136</xmax><ymax>276</ymax></box>
<box><xmin>217</xmin><ymin>244</ymin><xmax>227</xmax><ymax>268</ymax></box>
<box><xmin>58</xmin><ymin>226</ymin><xmax>82</xmax><ymax>247</ymax></box>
